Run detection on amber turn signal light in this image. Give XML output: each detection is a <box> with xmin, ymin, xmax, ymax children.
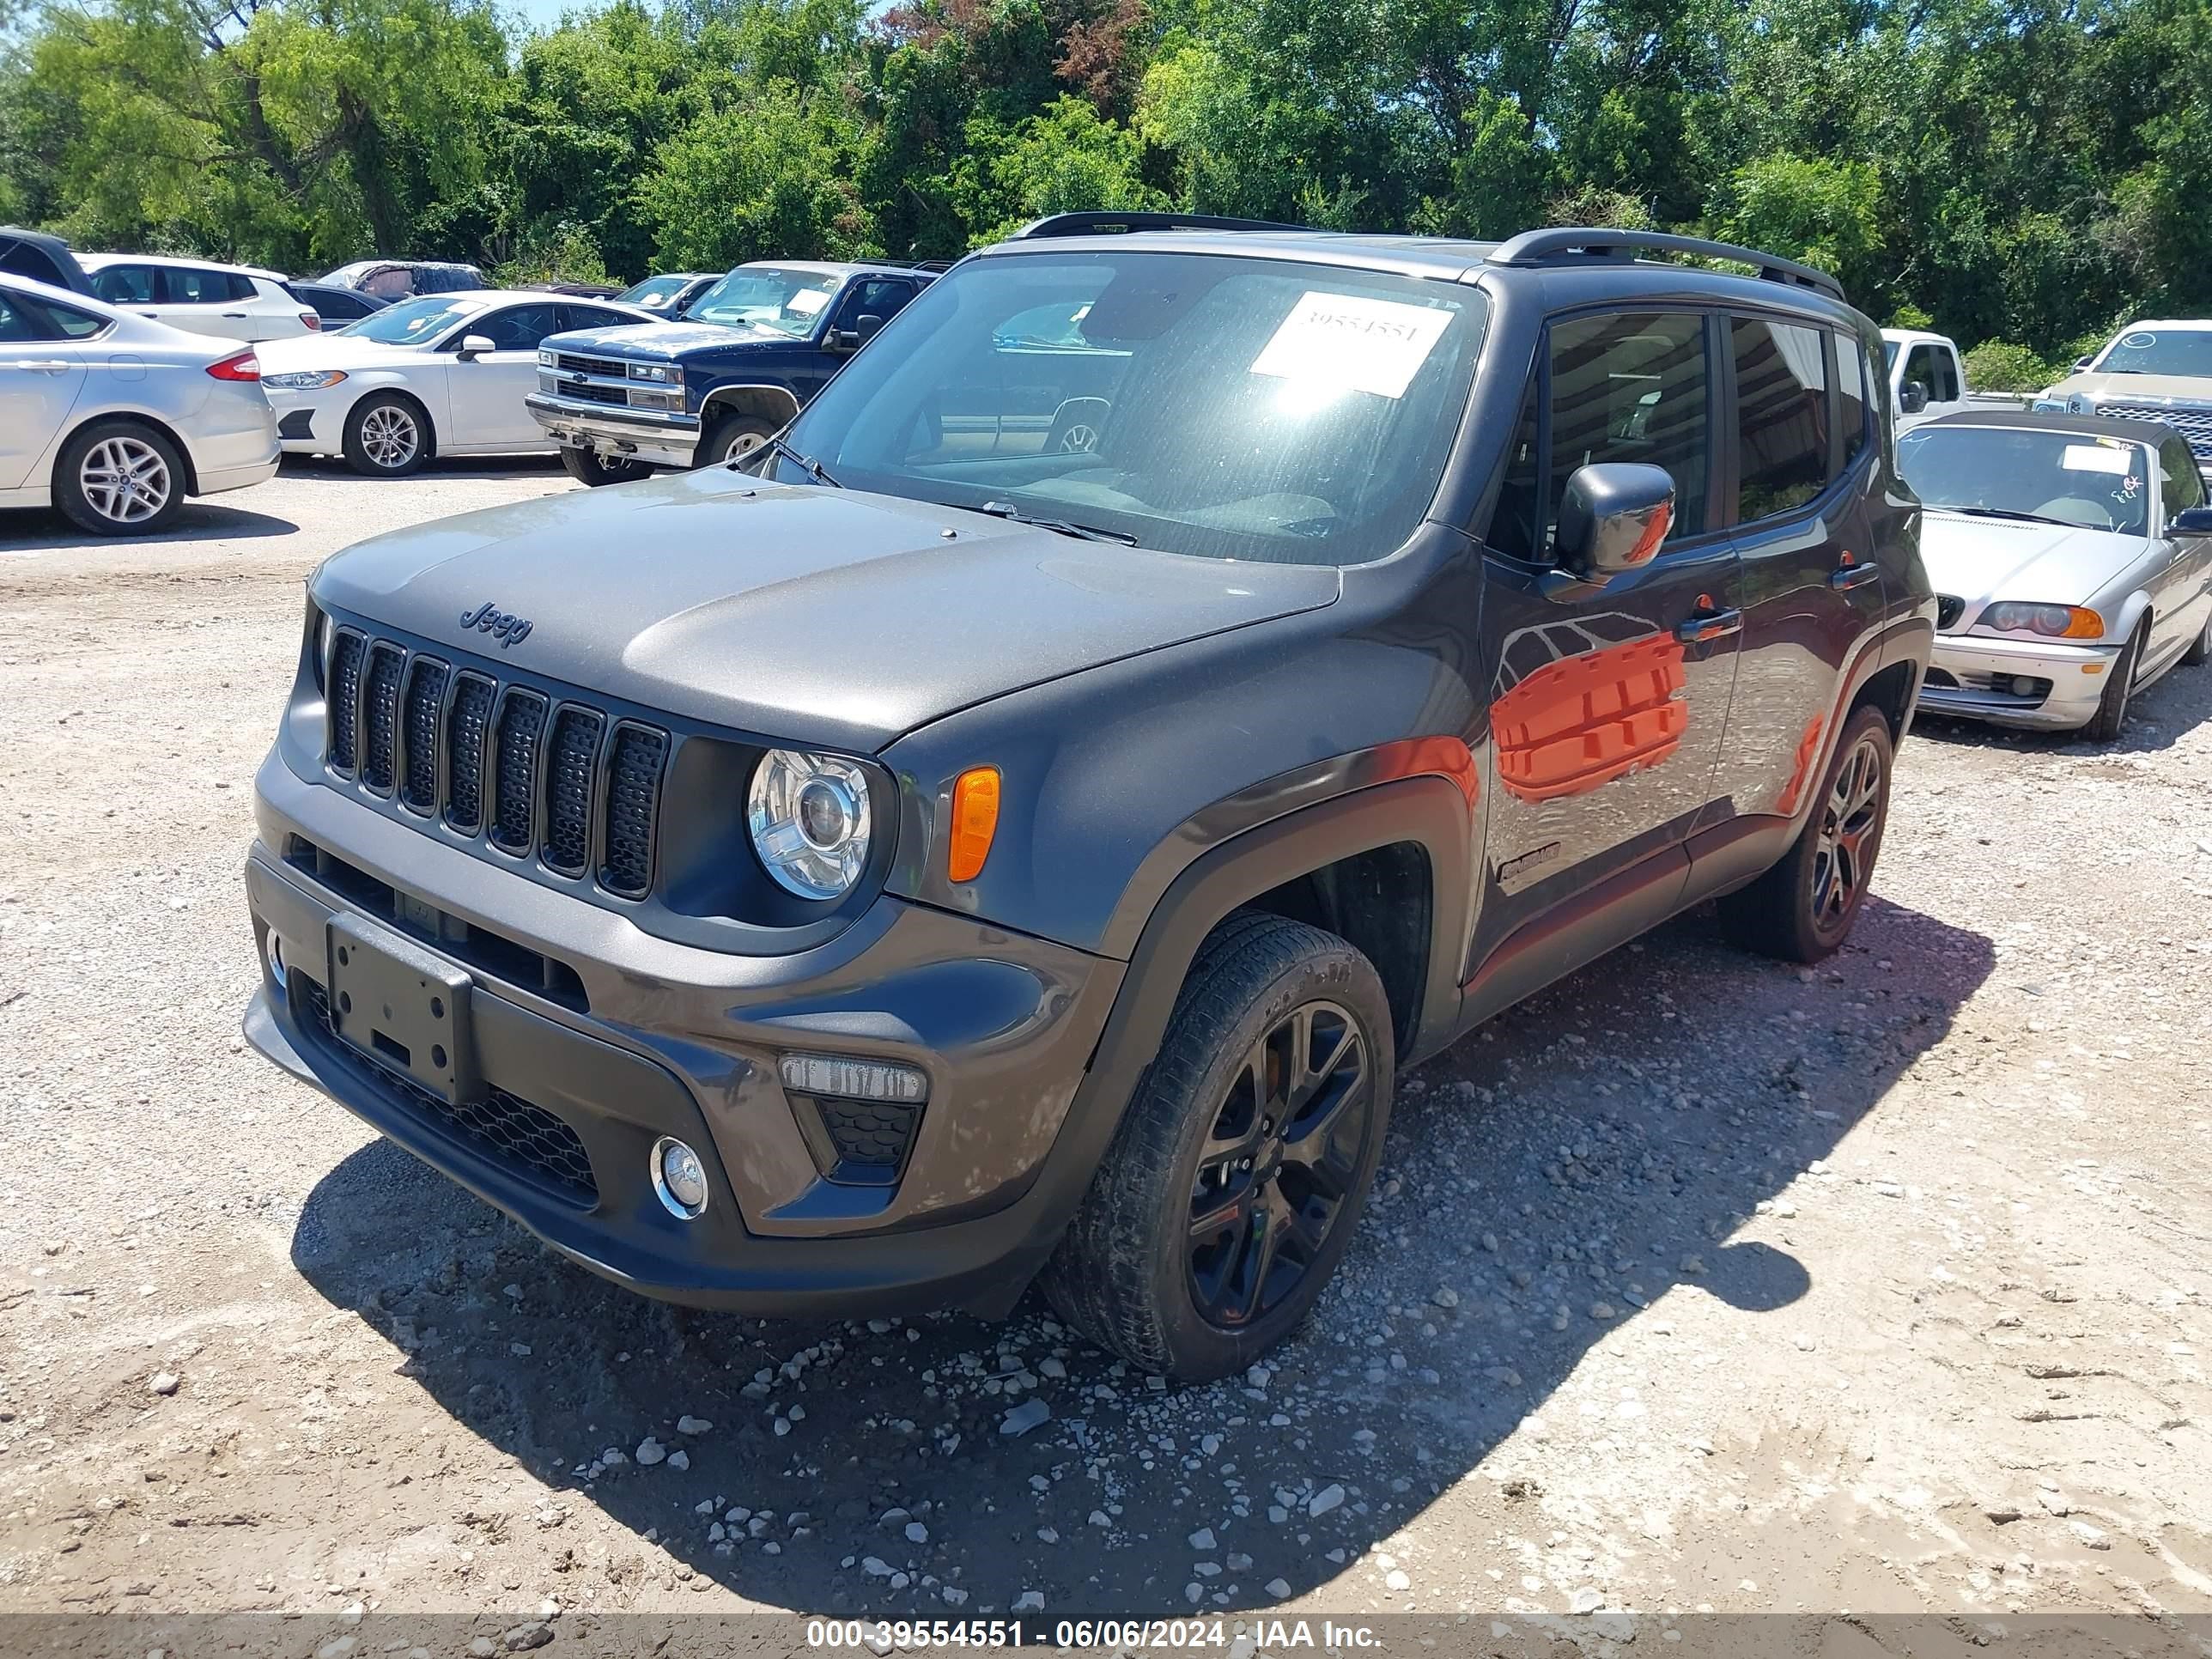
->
<box><xmin>948</xmin><ymin>767</ymin><xmax>1000</xmax><ymax>883</ymax></box>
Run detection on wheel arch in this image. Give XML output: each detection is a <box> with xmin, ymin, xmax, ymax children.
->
<box><xmin>349</xmin><ymin>385</ymin><xmax>437</xmax><ymax>460</ymax></box>
<box><xmin>61</xmin><ymin>408</ymin><xmax>199</xmax><ymax>495</ymax></box>
<box><xmin>699</xmin><ymin>383</ymin><xmax>801</xmax><ymax>430</ymax></box>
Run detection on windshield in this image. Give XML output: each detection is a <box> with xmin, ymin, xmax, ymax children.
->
<box><xmin>1898</xmin><ymin>424</ymin><xmax>2150</xmax><ymax>537</ymax></box>
<box><xmin>776</xmin><ymin>252</ymin><xmax>1487</xmax><ymax>565</ymax></box>
<box><xmin>617</xmin><ymin>275</ymin><xmax>692</xmax><ymax>309</ymax></box>
<box><xmin>685</xmin><ymin>267</ymin><xmax>841</xmax><ymax>335</ymax></box>
<box><xmin>1883</xmin><ymin>339</ymin><xmax>1899</xmax><ymax>369</ymax></box>
<box><xmin>2093</xmin><ymin>327</ymin><xmax>2212</xmax><ymax>379</ymax></box>
<box><xmin>336</xmin><ymin>296</ymin><xmax>477</xmax><ymax>346</ymax></box>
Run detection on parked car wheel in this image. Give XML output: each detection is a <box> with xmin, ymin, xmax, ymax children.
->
<box><xmin>2085</xmin><ymin>620</ymin><xmax>2146</xmax><ymax>742</ymax></box>
<box><xmin>697</xmin><ymin>411</ymin><xmax>775</xmax><ymax>468</ymax></box>
<box><xmin>2181</xmin><ymin>606</ymin><xmax>2210</xmax><ymax>667</ymax></box>
<box><xmin>560</xmin><ymin>447</ymin><xmax>653</xmax><ymax>488</ymax></box>
<box><xmin>1041</xmin><ymin>913</ymin><xmax>1393</xmax><ymax>1382</ymax></box>
<box><xmin>343</xmin><ymin>392</ymin><xmax>430</xmax><ymax>477</ymax></box>
<box><xmin>53</xmin><ymin>419</ymin><xmax>185</xmax><ymax>535</ymax></box>
<box><xmin>1717</xmin><ymin>702</ymin><xmax>1893</xmax><ymax>963</ymax></box>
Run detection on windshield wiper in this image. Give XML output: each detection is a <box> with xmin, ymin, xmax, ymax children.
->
<box><xmin>736</xmin><ymin>434</ymin><xmax>841</xmax><ymax>487</ymax></box>
<box><xmin>957</xmin><ymin>500</ymin><xmax>1139</xmax><ymax>545</ymax></box>
<box><xmin>1943</xmin><ymin>505</ymin><xmax>2077</xmax><ymax>529</ymax></box>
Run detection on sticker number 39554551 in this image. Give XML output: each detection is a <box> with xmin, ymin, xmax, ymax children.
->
<box><xmin>1249</xmin><ymin>291</ymin><xmax>1455</xmax><ymax>401</ymax></box>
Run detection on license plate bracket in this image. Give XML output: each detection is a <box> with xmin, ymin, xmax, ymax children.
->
<box><xmin>326</xmin><ymin>914</ymin><xmax>480</xmax><ymax>1104</ymax></box>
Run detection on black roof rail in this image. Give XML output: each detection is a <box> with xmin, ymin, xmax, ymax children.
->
<box><xmin>1010</xmin><ymin>211</ymin><xmax>1314</xmax><ymax>240</ymax></box>
<box><xmin>908</xmin><ymin>258</ymin><xmax>957</xmax><ymax>273</ymax></box>
<box><xmin>1486</xmin><ymin>227</ymin><xmax>1846</xmax><ymax>302</ymax></box>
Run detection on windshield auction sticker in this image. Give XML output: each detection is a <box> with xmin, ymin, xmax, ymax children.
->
<box><xmin>2061</xmin><ymin>442</ymin><xmax>2133</xmax><ymax>474</ymax></box>
<box><xmin>1250</xmin><ymin>292</ymin><xmax>1455</xmax><ymax>399</ymax></box>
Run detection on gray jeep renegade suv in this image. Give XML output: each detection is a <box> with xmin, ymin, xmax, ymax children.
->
<box><xmin>243</xmin><ymin>216</ymin><xmax>1933</xmax><ymax>1382</ymax></box>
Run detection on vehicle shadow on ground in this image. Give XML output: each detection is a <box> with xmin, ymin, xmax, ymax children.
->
<box><xmin>1913</xmin><ymin>653</ymin><xmax>2212</xmax><ymax>754</ymax></box>
<box><xmin>278</xmin><ymin>453</ymin><xmax>569</xmax><ymax>483</ymax></box>
<box><xmin>0</xmin><ymin>501</ymin><xmax>298</xmax><ymax>548</ymax></box>
<box><xmin>291</xmin><ymin>892</ymin><xmax>1994</xmax><ymax>1620</ymax></box>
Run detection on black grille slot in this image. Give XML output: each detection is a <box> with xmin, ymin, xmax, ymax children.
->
<box><xmin>359</xmin><ymin>643</ymin><xmax>405</xmax><ymax>793</ymax></box>
<box><xmin>815</xmin><ymin>1097</ymin><xmax>921</xmax><ymax>1186</ymax></box>
<box><xmin>1936</xmin><ymin>594</ymin><xmax>1965</xmax><ymax>631</ymax></box>
<box><xmin>599</xmin><ymin>724</ymin><xmax>667</xmax><ymax>898</ymax></box>
<box><xmin>489</xmin><ymin>690</ymin><xmax>548</xmax><ymax>854</ymax></box>
<box><xmin>398</xmin><ymin>657</ymin><xmax>448</xmax><ymax>812</ymax></box>
<box><xmin>300</xmin><ymin>978</ymin><xmax>597</xmax><ymax>1205</ymax></box>
<box><xmin>444</xmin><ymin>672</ymin><xmax>495</xmax><ymax>833</ymax></box>
<box><xmin>327</xmin><ymin>629</ymin><xmax>365</xmax><ymax>774</ymax></box>
<box><xmin>555</xmin><ymin>352</ymin><xmax>631</xmax><ymax>380</ymax></box>
<box><xmin>541</xmin><ymin>706</ymin><xmax>605</xmax><ymax>877</ymax></box>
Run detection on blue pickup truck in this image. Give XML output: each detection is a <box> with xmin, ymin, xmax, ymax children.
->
<box><xmin>526</xmin><ymin>259</ymin><xmax>933</xmax><ymax>485</ymax></box>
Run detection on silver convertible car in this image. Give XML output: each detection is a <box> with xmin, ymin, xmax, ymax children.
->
<box><xmin>1898</xmin><ymin>410</ymin><xmax>2212</xmax><ymax>738</ymax></box>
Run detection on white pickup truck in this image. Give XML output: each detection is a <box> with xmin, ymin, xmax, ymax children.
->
<box><xmin>1881</xmin><ymin>328</ymin><xmax>2033</xmax><ymax>428</ymax></box>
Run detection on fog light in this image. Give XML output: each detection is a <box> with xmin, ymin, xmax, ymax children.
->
<box><xmin>264</xmin><ymin>932</ymin><xmax>288</xmax><ymax>989</ymax></box>
<box><xmin>2011</xmin><ymin>675</ymin><xmax>2039</xmax><ymax>696</ymax></box>
<box><xmin>779</xmin><ymin>1052</ymin><xmax>928</xmax><ymax>1103</ymax></box>
<box><xmin>651</xmin><ymin>1136</ymin><xmax>709</xmax><ymax>1219</ymax></box>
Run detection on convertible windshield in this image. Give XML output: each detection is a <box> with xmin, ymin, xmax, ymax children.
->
<box><xmin>337</xmin><ymin>296</ymin><xmax>478</xmax><ymax>346</ymax></box>
<box><xmin>685</xmin><ymin>267</ymin><xmax>840</xmax><ymax>335</ymax></box>
<box><xmin>2093</xmin><ymin>327</ymin><xmax>2212</xmax><ymax>378</ymax></box>
<box><xmin>775</xmin><ymin>252</ymin><xmax>1488</xmax><ymax>565</ymax></box>
<box><xmin>1898</xmin><ymin>424</ymin><xmax>2150</xmax><ymax>537</ymax></box>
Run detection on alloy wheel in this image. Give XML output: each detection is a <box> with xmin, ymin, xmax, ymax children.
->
<box><xmin>360</xmin><ymin>404</ymin><xmax>420</xmax><ymax>470</ymax></box>
<box><xmin>79</xmin><ymin>435</ymin><xmax>172</xmax><ymax>525</ymax></box>
<box><xmin>1811</xmin><ymin>732</ymin><xmax>1884</xmax><ymax>929</ymax></box>
<box><xmin>1188</xmin><ymin>1000</ymin><xmax>1371</xmax><ymax>1329</ymax></box>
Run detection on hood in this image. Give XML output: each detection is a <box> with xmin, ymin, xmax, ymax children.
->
<box><xmin>543</xmin><ymin>319</ymin><xmax>787</xmax><ymax>359</ymax></box>
<box><xmin>258</xmin><ymin>333</ymin><xmax>434</xmax><ymax>374</ymax></box>
<box><xmin>309</xmin><ymin>466</ymin><xmax>1340</xmax><ymax>752</ymax></box>
<box><xmin>1920</xmin><ymin>511</ymin><xmax>2148</xmax><ymax>619</ymax></box>
<box><xmin>2048</xmin><ymin>371</ymin><xmax>2212</xmax><ymax>408</ymax></box>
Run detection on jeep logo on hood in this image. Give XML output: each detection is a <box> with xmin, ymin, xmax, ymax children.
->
<box><xmin>460</xmin><ymin>601</ymin><xmax>532</xmax><ymax>648</ymax></box>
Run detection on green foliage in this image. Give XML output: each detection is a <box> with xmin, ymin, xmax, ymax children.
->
<box><xmin>1961</xmin><ymin>340</ymin><xmax>2057</xmax><ymax>392</ymax></box>
<box><xmin>2</xmin><ymin>0</ymin><xmax>2209</xmax><ymax>367</ymax></box>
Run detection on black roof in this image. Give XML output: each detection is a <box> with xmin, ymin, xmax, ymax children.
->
<box><xmin>1918</xmin><ymin>409</ymin><xmax>2187</xmax><ymax>447</ymax></box>
<box><xmin>0</xmin><ymin>226</ymin><xmax>95</xmax><ymax>295</ymax></box>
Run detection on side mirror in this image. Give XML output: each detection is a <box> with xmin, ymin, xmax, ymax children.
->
<box><xmin>457</xmin><ymin>333</ymin><xmax>495</xmax><ymax>360</ymax></box>
<box><xmin>1899</xmin><ymin>381</ymin><xmax>1930</xmax><ymax>415</ymax></box>
<box><xmin>1558</xmin><ymin>463</ymin><xmax>1674</xmax><ymax>579</ymax></box>
<box><xmin>854</xmin><ymin>312</ymin><xmax>885</xmax><ymax>343</ymax></box>
<box><xmin>827</xmin><ymin>328</ymin><xmax>860</xmax><ymax>352</ymax></box>
<box><xmin>2172</xmin><ymin>505</ymin><xmax>2212</xmax><ymax>535</ymax></box>
<box><xmin>2075</xmin><ymin>356</ymin><xmax>2094</xmax><ymax>371</ymax></box>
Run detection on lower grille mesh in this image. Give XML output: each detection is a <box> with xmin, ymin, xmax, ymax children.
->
<box><xmin>301</xmin><ymin>977</ymin><xmax>598</xmax><ymax>1205</ymax></box>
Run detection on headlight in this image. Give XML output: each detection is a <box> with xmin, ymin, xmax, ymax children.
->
<box><xmin>538</xmin><ymin>349</ymin><xmax>555</xmax><ymax>368</ymax></box>
<box><xmin>263</xmin><ymin>369</ymin><xmax>348</xmax><ymax>391</ymax></box>
<box><xmin>748</xmin><ymin>749</ymin><xmax>873</xmax><ymax>899</ymax></box>
<box><xmin>2068</xmin><ymin>393</ymin><xmax>2092</xmax><ymax>414</ymax></box>
<box><xmin>1978</xmin><ymin>602</ymin><xmax>2105</xmax><ymax>639</ymax></box>
<box><xmin>627</xmin><ymin>361</ymin><xmax>681</xmax><ymax>386</ymax></box>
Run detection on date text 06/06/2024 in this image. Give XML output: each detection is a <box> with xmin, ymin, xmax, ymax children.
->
<box><xmin>804</xmin><ymin>1619</ymin><xmax>1384</xmax><ymax>1650</ymax></box>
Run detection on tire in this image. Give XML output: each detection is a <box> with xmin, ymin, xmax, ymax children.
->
<box><xmin>560</xmin><ymin>447</ymin><xmax>653</xmax><ymax>488</ymax></box>
<box><xmin>1040</xmin><ymin>914</ymin><xmax>1394</xmax><ymax>1382</ymax></box>
<box><xmin>1717</xmin><ymin>703</ymin><xmax>1893</xmax><ymax>963</ymax></box>
<box><xmin>342</xmin><ymin>392</ymin><xmax>430</xmax><ymax>477</ymax></box>
<box><xmin>53</xmin><ymin>419</ymin><xmax>185</xmax><ymax>535</ymax></box>
<box><xmin>2085</xmin><ymin>621</ymin><xmax>2146</xmax><ymax>742</ymax></box>
<box><xmin>696</xmin><ymin>412</ymin><xmax>775</xmax><ymax>469</ymax></box>
<box><xmin>2181</xmin><ymin>606</ymin><xmax>2209</xmax><ymax>668</ymax></box>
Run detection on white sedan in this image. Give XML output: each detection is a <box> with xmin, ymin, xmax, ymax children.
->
<box><xmin>0</xmin><ymin>271</ymin><xmax>278</xmax><ymax>535</ymax></box>
<box><xmin>80</xmin><ymin>253</ymin><xmax>318</xmax><ymax>343</ymax></box>
<box><xmin>256</xmin><ymin>290</ymin><xmax>655</xmax><ymax>476</ymax></box>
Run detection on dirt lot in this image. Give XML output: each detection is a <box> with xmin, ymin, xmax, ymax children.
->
<box><xmin>3</xmin><ymin>464</ymin><xmax>2210</xmax><ymax>1651</ymax></box>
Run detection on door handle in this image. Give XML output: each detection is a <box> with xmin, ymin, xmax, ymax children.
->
<box><xmin>221</xmin><ymin>312</ymin><xmax>249</xmax><ymax>319</ymax></box>
<box><xmin>1675</xmin><ymin>608</ymin><xmax>1743</xmax><ymax>643</ymax></box>
<box><xmin>1830</xmin><ymin>561</ymin><xmax>1881</xmax><ymax>591</ymax></box>
<box><xmin>9</xmin><ymin>359</ymin><xmax>70</xmax><ymax>374</ymax></box>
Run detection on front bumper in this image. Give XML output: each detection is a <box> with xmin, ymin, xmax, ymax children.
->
<box><xmin>1917</xmin><ymin>632</ymin><xmax>2120</xmax><ymax>730</ymax></box>
<box><xmin>242</xmin><ymin>754</ymin><xmax>1128</xmax><ymax>1319</ymax></box>
<box><xmin>526</xmin><ymin>393</ymin><xmax>702</xmax><ymax>470</ymax></box>
<box><xmin>267</xmin><ymin>387</ymin><xmax>343</xmax><ymax>454</ymax></box>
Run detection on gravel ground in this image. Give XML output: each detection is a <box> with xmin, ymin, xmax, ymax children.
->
<box><xmin>3</xmin><ymin>463</ymin><xmax>2210</xmax><ymax>1649</ymax></box>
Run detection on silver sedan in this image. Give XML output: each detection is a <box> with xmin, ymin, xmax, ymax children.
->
<box><xmin>1898</xmin><ymin>410</ymin><xmax>2212</xmax><ymax>739</ymax></box>
<box><xmin>0</xmin><ymin>271</ymin><xmax>279</xmax><ymax>535</ymax></box>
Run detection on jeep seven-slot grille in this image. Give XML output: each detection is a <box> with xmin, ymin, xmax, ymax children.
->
<box><xmin>323</xmin><ymin>631</ymin><xmax>668</xmax><ymax>902</ymax></box>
